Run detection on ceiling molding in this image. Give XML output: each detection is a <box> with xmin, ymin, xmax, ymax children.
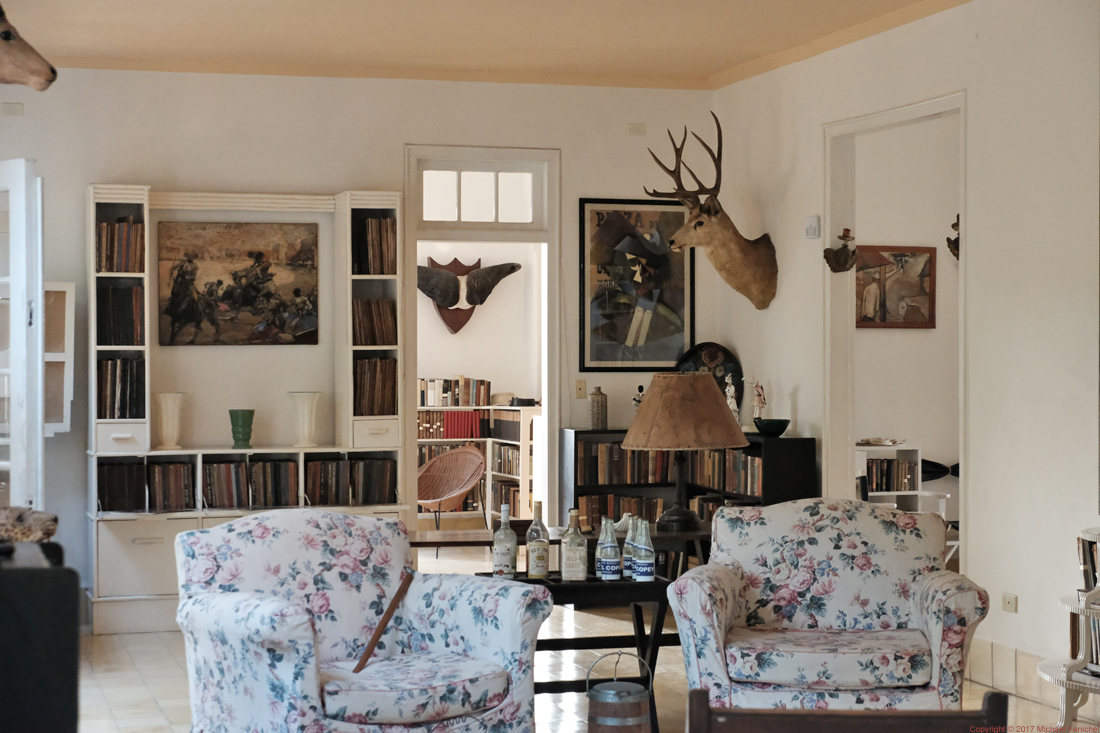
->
<box><xmin>706</xmin><ymin>0</ymin><xmax>972</xmax><ymax>90</ymax></box>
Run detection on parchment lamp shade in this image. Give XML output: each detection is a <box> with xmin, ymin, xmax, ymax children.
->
<box><xmin>621</xmin><ymin>372</ymin><xmax>749</xmax><ymax>531</ymax></box>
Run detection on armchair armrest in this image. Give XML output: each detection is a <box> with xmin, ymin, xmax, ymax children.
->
<box><xmin>909</xmin><ymin>570</ymin><xmax>990</xmax><ymax>707</ymax></box>
<box><xmin>668</xmin><ymin>562</ymin><xmax>747</xmax><ymax>707</ymax></box>
<box><xmin>177</xmin><ymin>592</ymin><xmax>325</xmax><ymax>733</ymax></box>
<box><xmin>393</xmin><ymin>573</ymin><xmax>553</xmax><ymax>701</ymax></box>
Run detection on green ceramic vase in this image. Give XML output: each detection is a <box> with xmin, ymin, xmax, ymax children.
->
<box><xmin>229</xmin><ymin>409</ymin><xmax>255</xmax><ymax>449</ymax></box>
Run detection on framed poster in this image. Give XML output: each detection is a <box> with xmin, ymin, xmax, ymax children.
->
<box><xmin>855</xmin><ymin>245</ymin><xmax>936</xmax><ymax>329</ymax></box>
<box><xmin>158</xmin><ymin>222</ymin><xmax>319</xmax><ymax>345</ymax></box>
<box><xmin>579</xmin><ymin>198</ymin><xmax>694</xmax><ymax>371</ymax></box>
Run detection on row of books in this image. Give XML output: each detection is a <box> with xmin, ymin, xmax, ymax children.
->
<box><xmin>96</xmin><ymin>285</ymin><xmax>145</xmax><ymax>346</ymax></box>
<box><xmin>249</xmin><ymin>461</ymin><xmax>299</xmax><ymax>508</ymax></box>
<box><xmin>352</xmin><ymin>298</ymin><xmax>398</xmax><ymax>346</ymax></box>
<box><xmin>1076</xmin><ymin>537</ymin><xmax>1100</xmax><ymax>676</ymax></box>
<box><xmin>577</xmin><ymin>494</ymin><xmax>665</xmax><ymax>530</ymax></box>
<box><xmin>352</xmin><ymin>215</ymin><xmax>398</xmax><ymax>275</ymax></box>
<box><xmin>417</xmin><ymin>410</ymin><xmax>489</xmax><ymax>439</ymax></box>
<box><xmin>687</xmin><ymin>450</ymin><xmax>765</xmax><ymax>498</ymax></box>
<box><xmin>418</xmin><ymin>377</ymin><xmax>492</xmax><ymax>407</ymax></box>
<box><xmin>203</xmin><ymin>462</ymin><xmax>250</xmax><ymax>509</ymax></box>
<box><xmin>97</xmin><ymin>463</ymin><xmax>151</xmax><ymax>512</ymax></box>
<box><xmin>96</xmin><ymin>358</ymin><xmax>145</xmax><ymax>419</ymax></box>
<box><xmin>305</xmin><ymin>459</ymin><xmax>396</xmax><ymax>506</ymax></box>
<box><xmin>492</xmin><ymin>443</ymin><xmax>520</xmax><ymax>477</ymax></box>
<box><xmin>149</xmin><ymin>463</ymin><xmax>196</xmax><ymax>512</ymax></box>
<box><xmin>490</xmin><ymin>478</ymin><xmax>520</xmax><ymax>514</ymax></box>
<box><xmin>95</xmin><ymin>219</ymin><xmax>145</xmax><ymax>273</ymax></box>
<box><xmin>690</xmin><ymin>495</ymin><xmax>728</xmax><ymax>524</ymax></box>
<box><xmin>353</xmin><ymin>358</ymin><xmax>398</xmax><ymax>416</ymax></box>
<box><xmin>417</xmin><ymin>443</ymin><xmax>484</xmax><ymax>512</ymax></box>
<box><xmin>492</xmin><ymin>410</ymin><xmax>522</xmax><ymax>442</ymax></box>
<box><xmin>576</xmin><ymin>441</ymin><xmax>672</xmax><ymax>486</ymax></box>
<box><xmin>864</xmin><ymin>458</ymin><xmax>918</xmax><ymax>493</ymax></box>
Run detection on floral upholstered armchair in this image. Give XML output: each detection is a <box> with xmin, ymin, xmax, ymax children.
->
<box><xmin>175</xmin><ymin>509</ymin><xmax>553</xmax><ymax>733</ymax></box>
<box><xmin>668</xmin><ymin>498</ymin><xmax>988</xmax><ymax>711</ymax></box>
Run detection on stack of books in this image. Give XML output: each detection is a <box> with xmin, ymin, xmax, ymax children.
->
<box><xmin>491</xmin><ymin>410</ymin><xmax>522</xmax><ymax>442</ymax></box>
<box><xmin>492</xmin><ymin>443</ymin><xmax>520</xmax><ymax>477</ymax></box>
<box><xmin>148</xmin><ymin>462</ymin><xmax>195</xmax><ymax>512</ymax></box>
<box><xmin>865</xmin><ymin>458</ymin><xmax>918</xmax><ymax>492</ymax></box>
<box><xmin>353</xmin><ymin>358</ymin><xmax>397</xmax><ymax>416</ymax></box>
<box><xmin>96</xmin><ymin>285</ymin><xmax>144</xmax><ymax>346</ymax></box>
<box><xmin>96</xmin><ymin>358</ymin><xmax>145</xmax><ymax>419</ymax></box>
<box><xmin>490</xmin><ymin>478</ymin><xmax>519</xmax><ymax>515</ymax></box>
<box><xmin>418</xmin><ymin>377</ymin><xmax>492</xmax><ymax>407</ymax></box>
<box><xmin>305</xmin><ymin>459</ymin><xmax>396</xmax><ymax>506</ymax></box>
<box><xmin>97</xmin><ymin>463</ymin><xmax>147</xmax><ymax>512</ymax></box>
<box><xmin>352</xmin><ymin>215</ymin><xmax>397</xmax><ymax>275</ymax></box>
<box><xmin>203</xmin><ymin>461</ymin><xmax>249</xmax><ymax>509</ymax></box>
<box><xmin>95</xmin><ymin>218</ymin><xmax>145</xmax><ymax>273</ymax></box>
<box><xmin>352</xmin><ymin>298</ymin><xmax>398</xmax><ymax>346</ymax></box>
<box><xmin>249</xmin><ymin>460</ymin><xmax>299</xmax><ymax>507</ymax></box>
<box><xmin>417</xmin><ymin>410</ymin><xmax>487</xmax><ymax>439</ymax></box>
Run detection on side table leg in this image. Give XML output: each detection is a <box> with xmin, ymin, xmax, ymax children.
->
<box><xmin>1058</xmin><ymin>689</ymin><xmax>1087</xmax><ymax>732</ymax></box>
<box><xmin>631</xmin><ymin>601</ymin><xmax>667</xmax><ymax>733</ymax></box>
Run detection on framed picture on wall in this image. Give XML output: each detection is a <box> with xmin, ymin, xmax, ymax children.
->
<box><xmin>855</xmin><ymin>245</ymin><xmax>936</xmax><ymax>328</ymax></box>
<box><xmin>579</xmin><ymin>198</ymin><xmax>695</xmax><ymax>371</ymax></box>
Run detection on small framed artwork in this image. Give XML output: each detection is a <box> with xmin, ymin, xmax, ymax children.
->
<box><xmin>855</xmin><ymin>245</ymin><xmax>936</xmax><ymax>329</ymax></box>
<box><xmin>579</xmin><ymin>198</ymin><xmax>695</xmax><ymax>371</ymax></box>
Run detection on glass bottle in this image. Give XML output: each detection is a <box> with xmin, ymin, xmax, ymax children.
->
<box><xmin>526</xmin><ymin>500</ymin><xmax>550</xmax><ymax>579</ymax></box>
<box><xmin>597</xmin><ymin>516</ymin><xmax>621</xmax><ymax>581</ymax></box>
<box><xmin>561</xmin><ymin>509</ymin><xmax>588</xmax><ymax>582</ymax></box>
<box><xmin>632</xmin><ymin>519</ymin><xmax>656</xmax><ymax>582</ymax></box>
<box><xmin>492</xmin><ymin>503</ymin><xmax>518</xmax><ymax>579</ymax></box>
<box><xmin>622</xmin><ymin>516</ymin><xmax>636</xmax><ymax>579</ymax></box>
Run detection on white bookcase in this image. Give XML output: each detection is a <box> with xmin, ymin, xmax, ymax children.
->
<box><xmin>86</xmin><ymin>185</ymin><xmax>410</xmax><ymax>634</ymax></box>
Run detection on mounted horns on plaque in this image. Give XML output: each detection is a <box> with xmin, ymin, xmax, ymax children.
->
<box><xmin>416</xmin><ymin>258</ymin><xmax>521</xmax><ymax>334</ymax></box>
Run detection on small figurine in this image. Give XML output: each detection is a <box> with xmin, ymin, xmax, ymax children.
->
<box><xmin>724</xmin><ymin>374</ymin><xmax>740</xmax><ymax>423</ymax></box>
<box><xmin>745</xmin><ymin>377</ymin><xmax>766</xmax><ymax>419</ymax></box>
<box><xmin>632</xmin><ymin>384</ymin><xmax>645</xmax><ymax>410</ymax></box>
<box><xmin>823</xmin><ymin>228</ymin><xmax>858</xmax><ymax>273</ymax></box>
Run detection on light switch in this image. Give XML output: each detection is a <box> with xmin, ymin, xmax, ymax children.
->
<box><xmin>805</xmin><ymin>215</ymin><xmax>820</xmax><ymax>239</ymax></box>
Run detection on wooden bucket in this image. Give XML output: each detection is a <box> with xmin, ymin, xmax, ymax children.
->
<box><xmin>586</xmin><ymin>652</ymin><xmax>652</xmax><ymax>733</ymax></box>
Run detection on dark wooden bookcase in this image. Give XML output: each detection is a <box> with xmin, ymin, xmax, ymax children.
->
<box><xmin>559</xmin><ymin>428</ymin><xmax>818</xmax><ymax>525</ymax></box>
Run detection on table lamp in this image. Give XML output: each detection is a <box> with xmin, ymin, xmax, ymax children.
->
<box><xmin>621</xmin><ymin>372</ymin><xmax>749</xmax><ymax>532</ymax></box>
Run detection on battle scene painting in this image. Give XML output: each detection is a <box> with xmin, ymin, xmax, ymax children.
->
<box><xmin>158</xmin><ymin>222</ymin><xmax>319</xmax><ymax>346</ymax></box>
<box><xmin>580</xmin><ymin>199</ymin><xmax>693</xmax><ymax>371</ymax></box>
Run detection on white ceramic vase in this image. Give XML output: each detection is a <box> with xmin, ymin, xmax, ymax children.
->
<box><xmin>155</xmin><ymin>392</ymin><xmax>185</xmax><ymax>450</ymax></box>
<box><xmin>290</xmin><ymin>391</ymin><xmax>321</xmax><ymax>448</ymax></box>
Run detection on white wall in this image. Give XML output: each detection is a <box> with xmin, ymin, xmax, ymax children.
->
<box><xmin>854</xmin><ymin>114</ymin><xmax>960</xmax><ymax>520</ymax></box>
<box><xmin>0</xmin><ymin>70</ymin><xmax>712</xmax><ymax>584</ymax></box>
<box><xmin>417</xmin><ymin>241</ymin><xmax>542</xmax><ymax>399</ymax></box>
<box><xmin>711</xmin><ymin>0</ymin><xmax>1099</xmax><ymax>657</ymax></box>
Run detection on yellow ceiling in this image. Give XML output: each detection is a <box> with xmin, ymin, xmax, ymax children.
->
<box><xmin>4</xmin><ymin>0</ymin><xmax>970</xmax><ymax>90</ymax></box>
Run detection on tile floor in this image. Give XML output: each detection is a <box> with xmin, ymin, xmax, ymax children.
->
<box><xmin>78</xmin><ymin>547</ymin><xmax>1082</xmax><ymax>732</ymax></box>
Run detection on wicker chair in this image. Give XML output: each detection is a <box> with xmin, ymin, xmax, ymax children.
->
<box><xmin>418</xmin><ymin>445</ymin><xmax>487</xmax><ymax>537</ymax></box>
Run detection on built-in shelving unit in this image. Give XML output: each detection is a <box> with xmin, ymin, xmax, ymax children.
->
<box><xmin>86</xmin><ymin>186</ymin><xmax>408</xmax><ymax>634</ymax></box>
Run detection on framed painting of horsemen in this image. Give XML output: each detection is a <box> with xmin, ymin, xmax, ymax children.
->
<box><xmin>158</xmin><ymin>222</ymin><xmax>319</xmax><ymax>345</ymax></box>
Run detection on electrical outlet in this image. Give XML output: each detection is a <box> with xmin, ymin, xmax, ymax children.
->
<box><xmin>575</xmin><ymin>379</ymin><xmax>586</xmax><ymax>399</ymax></box>
<box><xmin>1002</xmin><ymin>593</ymin><xmax>1018</xmax><ymax>613</ymax></box>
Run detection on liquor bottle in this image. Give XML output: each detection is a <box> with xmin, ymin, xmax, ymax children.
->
<box><xmin>526</xmin><ymin>500</ymin><xmax>550</xmax><ymax>579</ymax></box>
<box><xmin>622</xmin><ymin>516</ymin><xmax>636</xmax><ymax>579</ymax></box>
<box><xmin>561</xmin><ymin>509</ymin><xmax>588</xmax><ymax>581</ymax></box>
<box><xmin>492</xmin><ymin>504</ymin><xmax>518</xmax><ymax>579</ymax></box>
<box><xmin>633</xmin><ymin>519</ymin><xmax>655</xmax><ymax>582</ymax></box>
<box><xmin>596</xmin><ymin>516</ymin><xmax>621</xmax><ymax>581</ymax></box>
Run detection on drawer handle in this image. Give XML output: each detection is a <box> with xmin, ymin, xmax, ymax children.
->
<box><xmin>367</xmin><ymin>428</ymin><xmax>389</xmax><ymax>435</ymax></box>
<box><xmin>110</xmin><ymin>434</ymin><xmax>136</xmax><ymax>442</ymax></box>
<box><xmin>131</xmin><ymin>537</ymin><xmax>164</xmax><ymax>545</ymax></box>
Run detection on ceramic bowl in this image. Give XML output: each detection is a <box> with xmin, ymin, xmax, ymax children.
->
<box><xmin>753</xmin><ymin>418</ymin><xmax>790</xmax><ymax>437</ymax></box>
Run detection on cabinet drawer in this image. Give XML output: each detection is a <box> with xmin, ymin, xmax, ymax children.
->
<box><xmin>97</xmin><ymin>518</ymin><xmax>199</xmax><ymax>597</ymax></box>
<box><xmin>96</xmin><ymin>422</ymin><xmax>148</xmax><ymax>454</ymax></box>
<box><xmin>352</xmin><ymin>418</ymin><xmax>400</xmax><ymax>449</ymax></box>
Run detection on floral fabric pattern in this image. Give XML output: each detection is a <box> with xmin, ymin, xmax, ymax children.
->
<box><xmin>322</xmin><ymin>653</ymin><xmax>509</xmax><ymax>724</ymax></box>
<box><xmin>669</xmin><ymin>499</ymin><xmax>988</xmax><ymax>710</ymax></box>
<box><xmin>175</xmin><ymin>509</ymin><xmax>552</xmax><ymax>732</ymax></box>
<box><xmin>724</xmin><ymin>628</ymin><xmax>932</xmax><ymax>688</ymax></box>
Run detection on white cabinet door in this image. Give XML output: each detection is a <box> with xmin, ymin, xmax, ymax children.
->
<box><xmin>0</xmin><ymin>159</ymin><xmax>44</xmax><ymax>509</ymax></box>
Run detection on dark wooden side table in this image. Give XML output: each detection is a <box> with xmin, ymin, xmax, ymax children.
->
<box><xmin>478</xmin><ymin>572</ymin><xmax>678</xmax><ymax>733</ymax></box>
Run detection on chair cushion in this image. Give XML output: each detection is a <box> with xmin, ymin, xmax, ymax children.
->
<box><xmin>725</xmin><ymin>628</ymin><xmax>933</xmax><ymax>689</ymax></box>
<box><xmin>321</xmin><ymin>652</ymin><xmax>510</xmax><ymax>725</ymax></box>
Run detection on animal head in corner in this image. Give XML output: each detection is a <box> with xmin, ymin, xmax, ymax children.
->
<box><xmin>0</xmin><ymin>4</ymin><xmax>56</xmax><ymax>91</ymax></box>
<box><xmin>0</xmin><ymin>506</ymin><xmax>58</xmax><ymax>542</ymax></box>
<box><xmin>417</xmin><ymin>258</ymin><xmax>521</xmax><ymax>334</ymax></box>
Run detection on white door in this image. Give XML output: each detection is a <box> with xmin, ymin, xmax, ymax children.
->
<box><xmin>0</xmin><ymin>158</ymin><xmax>45</xmax><ymax>509</ymax></box>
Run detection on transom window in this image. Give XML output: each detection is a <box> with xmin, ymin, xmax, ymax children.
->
<box><xmin>416</xmin><ymin>159</ymin><xmax>545</xmax><ymax>230</ymax></box>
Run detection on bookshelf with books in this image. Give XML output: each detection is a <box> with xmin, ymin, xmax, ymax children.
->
<box><xmin>87</xmin><ymin>187</ymin><xmax>410</xmax><ymax>635</ymax></box>
<box><xmin>560</xmin><ymin>429</ymin><xmax>818</xmax><ymax>527</ymax></box>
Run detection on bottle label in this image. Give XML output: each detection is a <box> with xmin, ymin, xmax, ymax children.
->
<box><xmin>633</xmin><ymin>558</ymin><xmax>655</xmax><ymax>581</ymax></box>
<box><xmin>622</xmin><ymin>550</ymin><xmax>633</xmax><ymax>577</ymax></box>
<box><xmin>528</xmin><ymin>543</ymin><xmax>549</xmax><ymax>578</ymax></box>
<box><xmin>562</xmin><ymin>546</ymin><xmax>587</xmax><ymax>581</ymax></box>
<box><xmin>597</xmin><ymin>557</ymin><xmax>621</xmax><ymax>581</ymax></box>
<box><xmin>493</xmin><ymin>546</ymin><xmax>515</xmax><ymax>579</ymax></box>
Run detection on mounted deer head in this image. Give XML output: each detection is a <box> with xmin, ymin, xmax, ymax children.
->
<box><xmin>645</xmin><ymin>112</ymin><xmax>776</xmax><ymax>309</ymax></box>
<box><xmin>0</xmin><ymin>4</ymin><xmax>56</xmax><ymax>91</ymax></box>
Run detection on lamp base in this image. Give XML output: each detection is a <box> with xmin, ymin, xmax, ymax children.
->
<box><xmin>655</xmin><ymin>504</ymin><xmax>701</xmax><ymax>533</ymax></box>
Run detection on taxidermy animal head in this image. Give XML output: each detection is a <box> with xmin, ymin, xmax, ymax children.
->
<box><xmin>0</xmin><ymin>5</ymin><xmax>56</xmax><ymax>91</ymax></box>
<box><xmin>947</xmin><ymin>214</ymin><xmax>960</xmax><ymax>260</ymax></box>
<box><xmin>0</xmin><ymin>506</ymin><xmax>58</xmax><ymax>542</ymax></box>
<box><xmin>417</xmin><ymin>258</ymin><xmax>521</xmax><ymax>334</ymax></box>
<box><xmin>824</xmin><ymin>228</ymin><xmax>858</xmax><ymax>273</ymax></box>
<box><xmin>645</xmin><ymin>112</ymin><xmax>777</xmax><ymax>310</ymax></box>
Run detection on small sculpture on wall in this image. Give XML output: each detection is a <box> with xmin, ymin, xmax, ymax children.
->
<box><xmin>725</xmin><ymin>374</ymin><xmax>740</xmax><ymax>423</ymax></box>
<box><xmin>0</xmin><ymin>4</ymin><xmax>56</xmax><ymax>90</ymax></box>
<box><xmin>745</xmin><ymin>377</ymin><xmax>766</xmax><ymax>419</ymax></box>
<box><xmin>645</xmin><ymin>112</ymin><xmax>778</xmax><ymax>310</ymax></box>
<box><xmin>416</xmin><ymin>258</ymin><xmax>521</xmax><ymax>334</ymax></box>
<box><xmin>823</xmin><ymin>228</ymin><xmax>858</xmax><ymax>273</ymax></box>
<box><xmin>947</xmin><ymin>214</ymin><xmax>960</xmax><ymax>260</ymax></box>
<box><xmin>632</xmin><ymin>384</ymin><xmax>645</xmax><ymax>411</ymax></box>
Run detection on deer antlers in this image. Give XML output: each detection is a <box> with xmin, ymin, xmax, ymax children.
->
<box><xmin>645</xmin><ymin>111</ymin><xmax>723</xmax><ymax>208</ymax></box>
